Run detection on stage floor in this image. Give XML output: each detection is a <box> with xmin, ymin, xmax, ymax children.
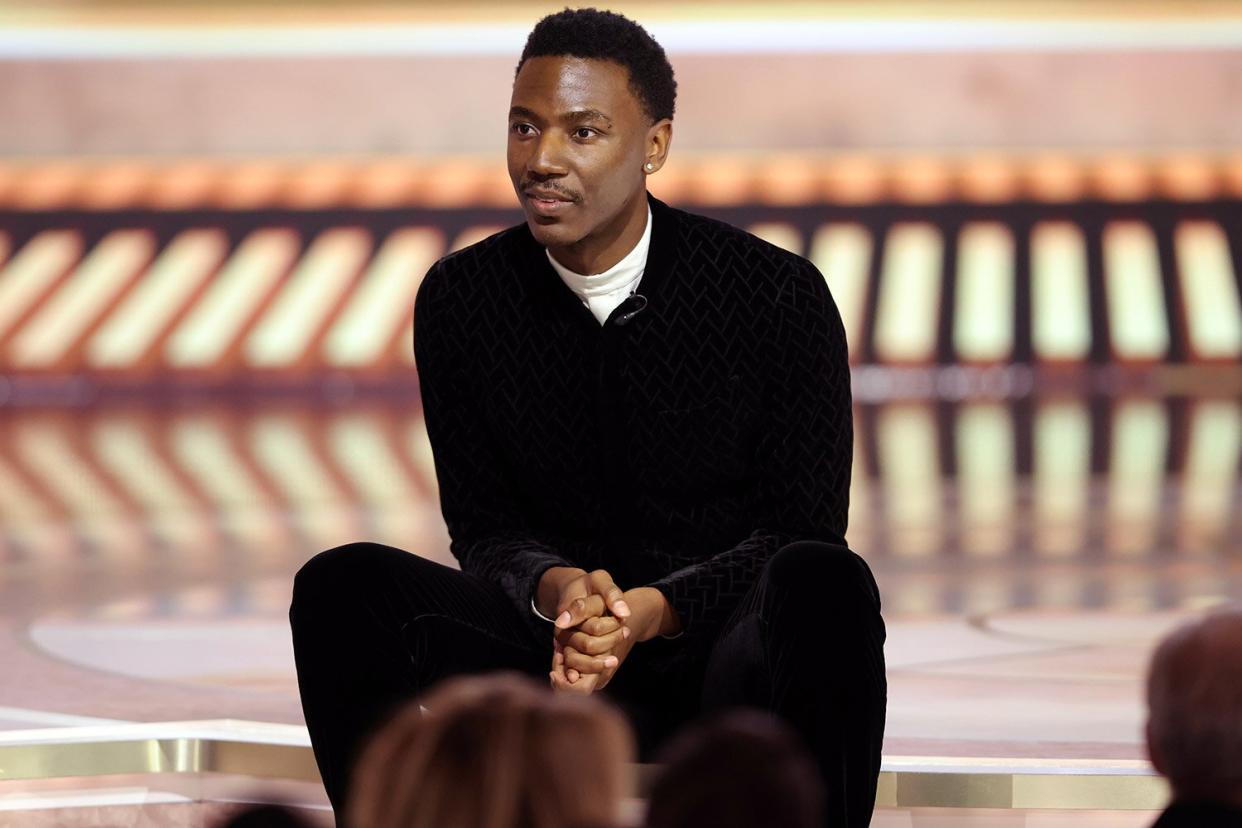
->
<box><xmin>0</xmin><ymin>397</ymin><xmax>1238</xmax><ymax>825</ymax></box>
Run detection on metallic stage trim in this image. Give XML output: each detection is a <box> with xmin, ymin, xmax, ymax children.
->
<box><xmin>0</xmin><ymin>723</ymin><xmax>1170</xmax><ymax>811</ymax></box>
<box><xmin>877</xmin><ymin>757</ymin><xmax>1170</xmax><ymax>811</ymax></box>
<box><xmin>0</xmin><ymin>721</ymin><xmax>320</xmax><ymax>783</ymax></box>
<box><xmin>880</xmin><ymin>770</ymin><xmax>1168</xmax><ymax>810</ymax></box>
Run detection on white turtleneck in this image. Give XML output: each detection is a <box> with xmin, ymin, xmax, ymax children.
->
<box><xmin>546</xmin><ymin>205</ymin><xmax>652</xmax><ymax>325</ymax></box>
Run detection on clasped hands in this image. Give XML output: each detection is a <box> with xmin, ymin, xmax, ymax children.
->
<box><xmin>536</xmin><ymin>566</ymin><xmax>680</xmax><ymax>694</ymax></box>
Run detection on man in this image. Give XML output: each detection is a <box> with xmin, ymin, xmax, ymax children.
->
<box><xmin>290</xmin><ymin>8</ymin><xmax>886</xmax><ymax>828</ymax></box>
<box><xmin>1145</xmin><ymin>610</ymin><xmax>1242</xmax><ymax>827</ymax></box>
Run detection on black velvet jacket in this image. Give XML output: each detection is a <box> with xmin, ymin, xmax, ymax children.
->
<box><xmin>413</xmin><ymin>193</ymin><xmax>852</xmax><ymax>645</ymax></box>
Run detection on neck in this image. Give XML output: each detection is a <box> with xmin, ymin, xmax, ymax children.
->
<box><xmin>547</xmin><ymin>191</ymin><xmax>648</xmax><ymax>275</ymax></box>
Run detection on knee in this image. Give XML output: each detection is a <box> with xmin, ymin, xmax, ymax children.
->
<box><xmin>290</xmin><ymin>542</ymin><xmax>405</xmax><ymax>619</ymax></box>
<box><xmin>765</xmin><ymin>540</ymin><xmax>881</xmax><ymax>610</ymax></box>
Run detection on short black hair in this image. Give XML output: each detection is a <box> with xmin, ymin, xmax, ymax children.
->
<box><xmin>516</xmin><ymin>7</ymin><xmax>676</xmax><ymax>124</ymax></box>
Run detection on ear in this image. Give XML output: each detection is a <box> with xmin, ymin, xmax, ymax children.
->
<box><xmin>643</xmin><ymin>119</ymin><xmax>673</xmax><ymax>174</ymax></box>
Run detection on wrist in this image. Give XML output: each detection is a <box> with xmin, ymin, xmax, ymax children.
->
<box><xmin>628</xmin><ymin>587</ymin><xmax>681</xmax><ymax>641</ymax></box>
<box><xmin>536</xmin><ymin>566</ymin><xmax>585</xmax><ymax>619</ymax></box>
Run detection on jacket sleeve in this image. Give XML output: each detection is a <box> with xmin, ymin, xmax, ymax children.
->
<box><xmin>647</xmin><ymin>257</ymin><xmax>853</xmax><ymax>641</ymax></box>
<box><xmin>414</xmin><ymin>262</ymin><xmax>576</xmax><ymax>622</ymax></box>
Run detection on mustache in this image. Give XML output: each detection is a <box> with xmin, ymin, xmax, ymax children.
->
<box><xmin>521</xmin><ymin>181</ymin><xmax>582</xmax><ymax>203</ymax></box>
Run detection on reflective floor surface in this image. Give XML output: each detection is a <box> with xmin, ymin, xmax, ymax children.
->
<box><xmin>0</xmin><ymin>395</ymin><xmax>1238</xmax><ymax>825</ymax></box>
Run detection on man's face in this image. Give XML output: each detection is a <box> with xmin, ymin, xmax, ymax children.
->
<box><xmin>508</xmin><ymin>56</ymin><xmax>651</xmax><ymax>250</ymax></box>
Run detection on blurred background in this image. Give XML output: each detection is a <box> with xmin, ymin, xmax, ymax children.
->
<box><xmin>0</xmin><ymin>1</ymin><xmax>1240</xmax><ymax>825</ymax></box>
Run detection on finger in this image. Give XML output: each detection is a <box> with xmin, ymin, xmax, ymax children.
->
<box><xmin>550</xmin><ymin>671</ymin><xmax>575</xmax><ymax>692</ymax></box>
<box><xmin>550</xmin><ymin>574</ymin><xmax>592</xmax><ymax>629</ymax></box>
<box><xmin>567</xmin><ymin>626</ymin><xmax>627</xmax><ymax>656</ymax></box>
<box><xmin>555</xmin><ymin>593</ymin><xmax>607</xmax><ymax>629</ymax></box>
<box><xmin>567</xmin><ymin>668</ymin><xmax>580</xmax><ymax>682</ymax></box>
<box><xmin>551</xmin><ymin>670</ymin><xmax>595</xmax><ymax>695</ymax></box>
<box><xmin>556</xmin><ymin>618</ymin><xmax>625</xmax><ymax>650</ymax></box>
<box><xmin>564</xmin><ymin>645</ymin><xmax>618</xmax><ymax>675</ymax></box>
<box><xmin>583</xmin><ymin>617</ymin><xmax>630</xmax><ymax>642</ymax></box>
<box><xmin>552</xmin><ymin>639</ymin><xmax>565</xmax><ymax>673</ymax></box>
<box><xmin>588</xmin><ymin>569</ymin><xmax>631</xmax><ymax>618</ymax></box>
<box><xmin>580</xmin><ymin>616</ymin><xmax>622</xmax><ymax>636</ymax></box>
<box><xmin>596</xmin><ymin>655</ymin><xmax>624</xmax><ymax>691</ymax></box>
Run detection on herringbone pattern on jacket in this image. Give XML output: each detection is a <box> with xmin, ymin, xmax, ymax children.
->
<box><xmin>414</xmin><ymin>194</ymin><xmax>852</xmax><ymax>644</ymax></box>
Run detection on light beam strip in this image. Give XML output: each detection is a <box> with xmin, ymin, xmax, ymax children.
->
<box><xmin>9</xmin><ymin>230</ymin><xmax>153</xmax><ymax>368</ymax></box>
<box><xmin>87</xmin><ymin>229</ymin><xmax>226</xmax><ymax>368</ymax></box>
<box><xmin>1031</xmin><ymin>222</ymin><xmax>1091</xmax><ymax>362</ymax></box>
<box><xmin>165</xmin><ymin>229</ymin><xmax>298</xmax><ymax>368</ymax></box>
<box><xmin>244</xmin><ymin>228</ymin><xmax>371</xmax><ymax>368</ymax></box>
<box><xmin>847</xmin><ymin>409</ymin><xmax>871</xmax><ymax>554</ymax></box>
<box><xmin>89</xmin><ymin>417</ymin><xmax>215</xmax><ymax>552</ymax></box>
<box><xmin>6</xmin><ymin>19</ymin><xmax>1242</xmax><ymax>58</ymax></box>
<box><xmin>449</xmin><ymin>226</ymin><xmax>505</xmax><ymax>254</ymax></box>
<box><xmin>405</xmin><ymin>414</ymin><xmax>440</xmax><ymax>500</ymax></box>
<box><xmin>956</xmin><ymin>403</ymin><xmax>1015</xmax><ymax>558</ymax></box>
<box><xmin>876</xmin><ymin>404</ymin><xmax>942</xmax><ymax>559</ymax></box>
<box><xmin>1033</xmin><ymin>401</ymin><xmax>1090</xmax><ymax>558</ymax></box>
<box><xmin>1033</xmin><ymin>567</ymin><xmax>1091</xmax><ymax>608</ymax></box>
<box><xmin>168</xmin><ymin>415</ymin><xmax>289</xmax><ymax>555</ymax></box>
<box><xmin>0</xmin><ymin>231</ymin><xmax>82</xmax><ymax>344</ymax></box>
<box><xmin>1103</xmin><ymin>222</ymin><xmax>1169</xmax><ymax>361</ymax></box>
<box><xmin>397</xmin><ymin>225</ymin><xmax>498</xmax><ymax>365</ymax></box>
<box><xmin>747</xmin><ymin>222</ymin><xmax>803</xmax><ymax>256</ymax></box>
<box><xmin>248</xmin><ymin>413</ymin><xmax>358</xmax><ymax>550</ymax></box>
<box><xmin>810</xmin><ymin>224</ymin><xmax>872</xmax><ymax>362</ymax></box>
<box><xmin>1179</xmin><ymin>401</ymin><xmax>1241</xmax><ymax>553</ymax></box>
<box><xmin>323</xmin><ymin>227</ymin><xmax>441</xmax><ymax>368</ymax></box>
<box><xmin>1107</xmin><ymin>400</ymin><xmax>1167</xmax><ymax>558</ymax></box>
<box><xmin>953</xmin><ymin>222</ymin><xmax>1015</xmax><ymax>362</ymax></box>
<box><xmin>0</xmin><ymin>452</ymin><xmax>76</xmax><ymax>564</ymax></box>
<box><xmin>397</xmin><ymin>223</ymin><xmax>499</xmax><ymax>364</ymax></box>
<box><xmin>1174</xmin><ymin>220</ymin><xmax>1242</xmax><ymax>360</ymax></box>
<box><xmin>875</xmin><ymin>223</ymin><xmax>942</xmax><ymax>363</ymax></box>
<box><xmin>12</xmin><ymin>420</ymin><xmax>146</xmax><ymax>559</ymax></box>
<box><xmin>327</xmin><ymin>412</ymin><xmax>429</xmax><ymax>548</ymax></box>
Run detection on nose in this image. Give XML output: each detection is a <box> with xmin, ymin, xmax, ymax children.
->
<box><xmin>527</xmin><ymin>132</ymin><xmax>569</xmax><ymax>179</ymax></box>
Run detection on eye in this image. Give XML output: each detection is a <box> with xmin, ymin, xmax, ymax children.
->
<box><xmin>573</xmin><ymin>127</ymin><xmax>598</xmax><ymax>140</ymax></box>
<box><xmin>510</xmin><ymin>123</ymin><xmax>536</xmax><ymax>137</ymax></box>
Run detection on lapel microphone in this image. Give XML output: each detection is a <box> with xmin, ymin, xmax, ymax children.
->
<box><xmin>615</xmin><ymin>294</ymin><xmax>647</xmax><ymax>326</ymax></box>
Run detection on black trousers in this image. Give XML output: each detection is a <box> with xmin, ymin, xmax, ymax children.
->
<box><xmin>290</xmin><ymin>540</ymin><xmax>887</xmax><ymax>827</ymax></box>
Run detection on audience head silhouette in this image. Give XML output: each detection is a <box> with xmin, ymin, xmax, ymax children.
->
<box><xmin>214</xmin><ymin>803</ymin><xmax>315</xmax><ymax>827</ymax></box>
<box><xmin>1147</xmin><ymin>608</ymin><xmax>1242</xmax><ymax>808</ymax></box>
<box><xmin>347</xmin><ymin>672</ymin><xmax>634</xmax><ymax>828</ymax></box>
<box><xmin>644</xmin><ymin>708</ymin><xmax>824</xmax><ymax>828</ymax></box>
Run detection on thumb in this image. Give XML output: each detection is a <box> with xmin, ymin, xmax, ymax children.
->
<box><xmin>587</xmin><ymin>569</ymin><xmax>631</xmax><ymax>619</ymax></box>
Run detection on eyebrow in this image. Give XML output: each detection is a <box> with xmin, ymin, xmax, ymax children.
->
<box><xmin>508</xmin><ymin>106</ymin><xmax>614</xmax><ymax>126</ymax></box>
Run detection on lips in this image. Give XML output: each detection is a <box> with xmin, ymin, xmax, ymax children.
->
<box><xmin>524</xmin><ymin>189</ymin><xmax>576</xmax><ymax>217</ymax></box>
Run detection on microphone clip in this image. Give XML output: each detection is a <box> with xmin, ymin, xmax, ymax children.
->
<box><xmin>615</xmin><ymin>293</ymin><xmax>648</xmax><ymax>326</ymax></box>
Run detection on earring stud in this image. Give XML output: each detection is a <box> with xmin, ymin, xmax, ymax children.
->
<box><xmin>644</xmin><ymin>162</ymin><xmax>655</xmax><ymax>172</ymax></box>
